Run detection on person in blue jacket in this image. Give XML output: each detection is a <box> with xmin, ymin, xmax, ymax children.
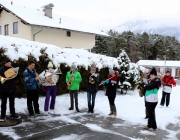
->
<box><xmin>23</xmin><ymin>60</ymin><xmax>40</xmax><ymax>116</ymax></box>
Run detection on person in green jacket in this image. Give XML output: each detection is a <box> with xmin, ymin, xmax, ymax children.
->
<box><xmin>66</xmin><ymin>64</ymin><xmax>82</xmax><ymax>112</ymax></box>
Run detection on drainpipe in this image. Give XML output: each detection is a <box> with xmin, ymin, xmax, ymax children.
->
<box><xmin>33</xmin><ymin>27</ymin><xmax>43</xmax><ymax>41</ymax></box>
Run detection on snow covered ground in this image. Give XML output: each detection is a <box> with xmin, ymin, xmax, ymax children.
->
<box><xmin>1</xmin><ymin>86</ymin><xmax>180</xmax><ymax>139</ymax></box>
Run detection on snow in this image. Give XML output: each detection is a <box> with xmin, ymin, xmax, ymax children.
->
<box><xmin>1</xmin><ymin>86</ymin><xmax>180</xmax><ymax>139</ymax></box>
<box><xmin>0</xmin><ymin>1</ymin><xmax>107</xmax><ymax>36</ymax></box>
<box><xmin>137</xmin><ymin>60</ymin><xmax>180</xmax><ymax>67</ymax></box>
<box><xmin>53</xmin><ymin>134</ymin><xmax>88</xmax><ymax>140</ymax></box>
<box><xmin>0</xmin><ymin>35</ymin><xmax>119</xmax><ymax>70</ymax></box>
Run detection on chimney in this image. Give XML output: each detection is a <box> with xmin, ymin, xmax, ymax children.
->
<box><xmin>42</xmin><ymin>3</ymin><xmax>54</xmax><ymax>18</ymax></box>
<box><xmin>11</xmin><ymin>1</ymin><xmax>13</xmax><ymax>5</ymax></box>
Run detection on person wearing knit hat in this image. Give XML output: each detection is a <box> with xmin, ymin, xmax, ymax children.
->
<box><xmin>143</xmin><ymin>67</ymin><xmax>161</xmax><ymax>131</ymax></box>
<box><xmin>0</xmin><ymin>58</ymin><xmax>21</xmax><ymax>121</ymax></box>
<box><xmin>66</xmin><ymin>64</ymin><xmax>82</xmax><ymax>112</ymax></box>
<box><xmin>105</xmin><ymin>68</ymin><xmax>119</xmax><ymax>116</ymax></box>
<box><xmin>86</xmin><ymin>67</ymin><xmax>99</xmax><ymax>113</ymax></box>
<box><xmin>43</xmin><ymin>61</ymin><xmax>59</xmax><ymax>115</ymax></box>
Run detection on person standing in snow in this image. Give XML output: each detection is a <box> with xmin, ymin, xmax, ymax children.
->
<box><xmin>143</xmin><ymin>67</ymin><xmax>161</xmax><ymax>131</ymax></box>
<box><xmin>86</xmin><ymin>67</ymin><xmax>99</xmax><ymax>113</ymax></box>
<box><xmin>0</xmin><ymin>58</ymin><xmax>21</xmax><ymax>121</ymax></box>
<box><xmin>105</xmin><ymin>69</ymin><xmax>119</xmax><ymax>116</ymax></box>
<box><xmin>160</xmin><ymin>70</ymin><xmax>176</xmax><ymax>107</ymax></box>
<box><xmin>66</xmin><ymin>64</ymin><xmax>82</xmax><ymax>112</ymax></box>
<box><xmin>42</xmin><ymin>62</ymin><xmax>59</xmax><ymax>115</ymax></box>
<box><xmin>23</xmin><ymin>60</ymin><xmax>40</xmax><ymax>116</ymax></box>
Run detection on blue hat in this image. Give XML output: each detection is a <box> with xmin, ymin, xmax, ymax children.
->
<box><xmin>150</xmin><ymin>67</ymin><xmax>157</xmax><ymax>76</ymax></box>
<box><xmin>3</xmin><ymin>58</ymin><xmax>11</xmax><ymax>64</ymax></box>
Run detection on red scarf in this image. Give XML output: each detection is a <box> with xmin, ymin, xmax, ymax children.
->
<box><xmin>108</xmin><ymin>71</ymin><xmax>119</xmax><ymax>81</ymax></box>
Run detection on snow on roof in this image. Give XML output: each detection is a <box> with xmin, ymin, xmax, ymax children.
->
<box><xmin>137</xmin><ymin>60</ymin><xmax>180</xmax><ymax>67</ymax></box>
<box><xmin>0</xmin><ymin>35</ymin><xmax>118</xmax><ymax>70</ymax></box>
<box><xmin>0</xmin><ymin>1</ymin><xmax>108</xmax><ymax>36</ymax></box>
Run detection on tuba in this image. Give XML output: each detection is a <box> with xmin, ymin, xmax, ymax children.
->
<box><xmin>39</xmin><ymin>67</ymin><xmax>62</xmax><ymax>86</ymax></box>
<box><xmin>0</xmin><ymin>67</ymin><xmax>19</xmax><ymax>84</ymax></box>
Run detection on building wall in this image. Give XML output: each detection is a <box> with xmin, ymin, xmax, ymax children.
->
<box><xmin>32</xmin><ymin>26</ymin><xmax>95</xmax><ymax>49</ymax></box>
<box><xmin>0</xmin><ymin>10</ymin><xmax>32</xmax><ymax>40</ymax></box>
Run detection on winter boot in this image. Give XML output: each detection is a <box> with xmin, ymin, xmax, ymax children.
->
<box><xmin>76</xmin><ymin>107</ymin><xmax>80</xmax><ymax>112</ymax></box>
<box><xmin>112</xmin><ymin>105</ymin><xmax>117</xmax><ymax>116</ymax></box>
<box><xmin>108</xmin><ymin>105</ymin><xmax>113</xmax><ymax>115</ymax></box>
<box><xmin>91</xmin><ymin>104</ymin><xmax>94</xmax><ymax>113</ymax></box>
<box><xmin>69</xmin><ymin>107</ymin><xmax>74</xmax><ymax>110</ymax></box>
<box><xmin>88</xmin><ymin>104</ymin><xmax>91</xmax><ymax>113</ymax></box>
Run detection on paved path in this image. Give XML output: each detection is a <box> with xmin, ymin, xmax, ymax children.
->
<box><xmin>0</xmin><ymin>110</ymin><xmax>179</xmax><ymax>140</ymax></box>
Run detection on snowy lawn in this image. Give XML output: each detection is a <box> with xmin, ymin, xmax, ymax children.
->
<box><xmin>2</xmin><ymin>86</ymin><xmax>180</xmax><ymax>139</ymax></box>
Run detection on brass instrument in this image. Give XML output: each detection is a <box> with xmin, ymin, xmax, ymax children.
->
<box><xmin>67</xmin><ymin>72</ymin><xmax>75</xmax><ymax>89</ymax></box>
<box><xmin>89</xmin><ymin>73</ymin><xmax>98</xmax><ymax>84</ymax></box>
<box><xmin>0</xmin><ymin>67</ymin><xmax>19</xmax><ymax>84</ymax></box>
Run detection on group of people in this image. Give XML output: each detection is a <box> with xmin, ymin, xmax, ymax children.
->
<box><xmin>0</xmin><ymin>58</ymin><xmax>120</xmax><ymax>122</ymax></box>
<box><xmin>142</xmin><ymin>67</ymin><xmax>176</xmax><ymax>131</ymax></box>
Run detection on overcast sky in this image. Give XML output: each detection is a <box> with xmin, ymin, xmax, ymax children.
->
<box><xmin>3</xmin><ymin>0</ymin><xmax>180</xmax><ymax>31</ymax></box>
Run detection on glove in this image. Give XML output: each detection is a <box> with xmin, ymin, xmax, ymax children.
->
<box><xmin>105</xmin><ymin>79</ymin><xmax>109</xmax><ymax>84</ymax></box>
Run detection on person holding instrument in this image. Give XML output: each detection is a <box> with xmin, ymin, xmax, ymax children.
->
<box><xmin>66</xmin><ymin>64</ymin><xmax>82</xmax><ymax>112</ymax></box>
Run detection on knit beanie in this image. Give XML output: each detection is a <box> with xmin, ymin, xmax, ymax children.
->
<box><xmin>71</xmin><ymin>64</ymin><xmax>76</xmax><ymax>69</ymax></box>
<box><xmin>109</xmin><ymin>68</ymin><xmax>115</xmax><ymax>75</ymax></box>
<box><xmin>90</xmin><ymin>67</ymin><xmax>96</xmax><ymax>72</ymax></box>
<box><xmin>47</xmin><ymin>61</ymin><xmax>53</xmax><ymax>68</ymax></box>
<box><xmin>150</xmin><ymin>67</ymin><xmax>157</xmax><ymax>76</ymax></box>
<box><xmin>3</xmin><ymin>58</ymin><xmax>11</xmax><ymax>64</ymax></box>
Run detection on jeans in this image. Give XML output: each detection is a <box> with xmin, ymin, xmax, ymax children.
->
<box><xmin>69</xmin><ymin>90</ymin><xmax>78</xmax><ymax>108</ymax></box>
<box><xmin>87</xmin><ymin>92</ymin><xmax>97</xmax><ymax>105</ymax></box>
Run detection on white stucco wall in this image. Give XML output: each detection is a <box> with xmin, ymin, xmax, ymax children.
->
<box><xmin>0</xmin><ymin>10</ymin><xmax>32</xmax><ymax>40</ymax></box>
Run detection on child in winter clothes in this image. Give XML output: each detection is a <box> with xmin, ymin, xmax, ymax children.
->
<box><xmin>160</xmin><ymin>71</ymin><xmax>176</xmax><ymax>107</ymax></box>
<box><xmin>66</xmin><ymin>64</ymin><xmax>82</xmax><ymax>112</ymax></box>
<box><xmin>143</xmin><ymin>67</ymin><xmax>161</xmax><ymax>131</ymax></box>
<box><xmin>105</xmin><ymin>69</ymin><xmax>119</xmax><ymax>116</ymax></box>
<box><xmin>86</xmin><ymin>67</ymin><xmax>99</xmax><ymax>113</ymax></box>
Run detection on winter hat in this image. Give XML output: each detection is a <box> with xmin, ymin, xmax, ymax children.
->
<box><xmin>3</xmin><ymin>58</ymin><xmax>11</xmax><ymax>64</ymax></box>
<box><xmin>47</xmin><ymin>61</ymin><xmax>53</xmax><ymax>68</ymax></box>
<box><xmin>109</xmin><ymin>68</ymin><xmax>115</xmax><ymax>75</ymax></box>
<box><xmin>150</xmin><ymin>67</ymin><xmax>157</xmax><ymax>76</ymax></box>
<box><xmin>90</xmin><ymin>67</ymin><xmax>96</xmax><ymax>72</ymax></box>
<box><xmin>71</xmin><ymin>64</ymin><xmax>76</xmax><ymax>69</ymax></box>
<box><xmin>166</xmin><ymin>70</ymin><xmax>170</xmax><ymax>73</ymax></box>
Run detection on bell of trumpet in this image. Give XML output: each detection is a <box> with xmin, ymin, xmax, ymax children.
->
<box><xmin>0</xmin><ymin>76</ymin><xmax>8</xmax><ymax>84</ymax></box>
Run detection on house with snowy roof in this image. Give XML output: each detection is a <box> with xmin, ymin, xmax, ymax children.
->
<box><xmin>0</xmin><ymin>2</ymin><xmax>107</xmax><ymax>49</ymax></box>
<box><xmin>137</xmin><ymin>60</ymin><xmax>180</xmax><ymax>77</ymax></box>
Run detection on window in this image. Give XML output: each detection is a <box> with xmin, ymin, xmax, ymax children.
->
<box><xmin>4</xmin><ymin>24</ymin><xmax>9</xmax><ymax>36</ymax></box>
<box><xmin>66</xmin><ymin>31</ymin><xmax>71</xmax><ymax>37</ymax></box>
<box><xmin>0</xmin><ymin>26</ymin><xmax>1</xmax><ymax>35</ymax></box>
<box><xmin>176</xmin><ymin>68</ymin><xmax>180</xmax><ymax>77</ymax></box>
<box><xmin>13</xmin><ymin>22</ymin><xmax>18</xmax><ymax>34</ymax></box>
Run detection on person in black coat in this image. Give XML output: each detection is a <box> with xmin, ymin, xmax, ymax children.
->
<box><xmin>0</xmin><ymin>58</ymin><xmax>21</xmax><ymax>121</ymax></box>
<box><xmin>86</xmin><ymin>67</ymin><xmax>99</xmax><ymax>113</ymax></box>
<box><xmin>105</xmin><ymin>69</ymin><xmax>119</xmax><ymax>116</ymax></box>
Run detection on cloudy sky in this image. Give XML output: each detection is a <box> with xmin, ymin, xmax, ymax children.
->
<box><xmin>3</xmin><ymin>0</ymin><xmax>180</xmax><ymax>31</ymax></box>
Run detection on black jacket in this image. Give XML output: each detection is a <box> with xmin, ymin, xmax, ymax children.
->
<box><xmin>105</xmin><ymin>76</ymin><xmax>120</xmax><ymax>98</ymax></box>
<box><xmin>86</xmin><ymin>73</ymin><xmax>99</xmax><ymax>93</ymax></box>
<box><xmin>0</xmin><ymin>66</ymin><xmax>20</xmax><ymax>93</ymax></box>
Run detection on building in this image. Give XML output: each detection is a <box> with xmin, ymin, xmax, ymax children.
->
<box><xmin>0</xmin><ymin>2</ymin><xmax>107</xmax><ymax>49</ymax></box>
<box><xmin>137</xmin><ymin>60</ymin><xmax>180</xmax><ymax>78</ymax></box>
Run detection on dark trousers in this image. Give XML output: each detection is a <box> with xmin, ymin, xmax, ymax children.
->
<box><xmin>87</xmin><ymin>92</ymin><xmax>97</xmax><ymax>106</ymax></box>
<box><xmin>146</xmin><ymin>102</ymin><xmax>157</xmax><ymax>129</ymax></box>
<box><xmin>27</xmin><ymin>90</ymin><xmax>40</xmax><ymax>115</ymax></box>
<box><xmin>1</xmin><ymin>92</ymin><xmax>15</xmax><ymax>118</ymax></box>
<box><xmin>144</xmin><ymin>98</ymin><xmax>148</xmax><ymax>118</ymax></box>
<box><xmin>160</xmin><ymin>91</ymin><xmax>170</xmax><ymax>106</ymax></box>
<box><xmin>69</xmin><ymin>90</ymin><xmax>78</xmax><ymax>108</ymax></box>
<box><xmin>44</xmin><ymin>86</ymin><xmax>57</xmax><ymax>111</ymax></box>
<box><xmin>108</xmin><ymin>96</ymin><xmax>115</xmax><ymax>106</ymax></box>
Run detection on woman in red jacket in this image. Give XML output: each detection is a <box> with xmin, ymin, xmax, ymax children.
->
<box><xmin>160</xmin><ymin>71</ymin><xmax>176</xmax><ymax>107</ymax></box>
<box><xmin>105</xmin><ymin>69</ymin><xmax>119</xmax><ymax>116</ymax></box>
